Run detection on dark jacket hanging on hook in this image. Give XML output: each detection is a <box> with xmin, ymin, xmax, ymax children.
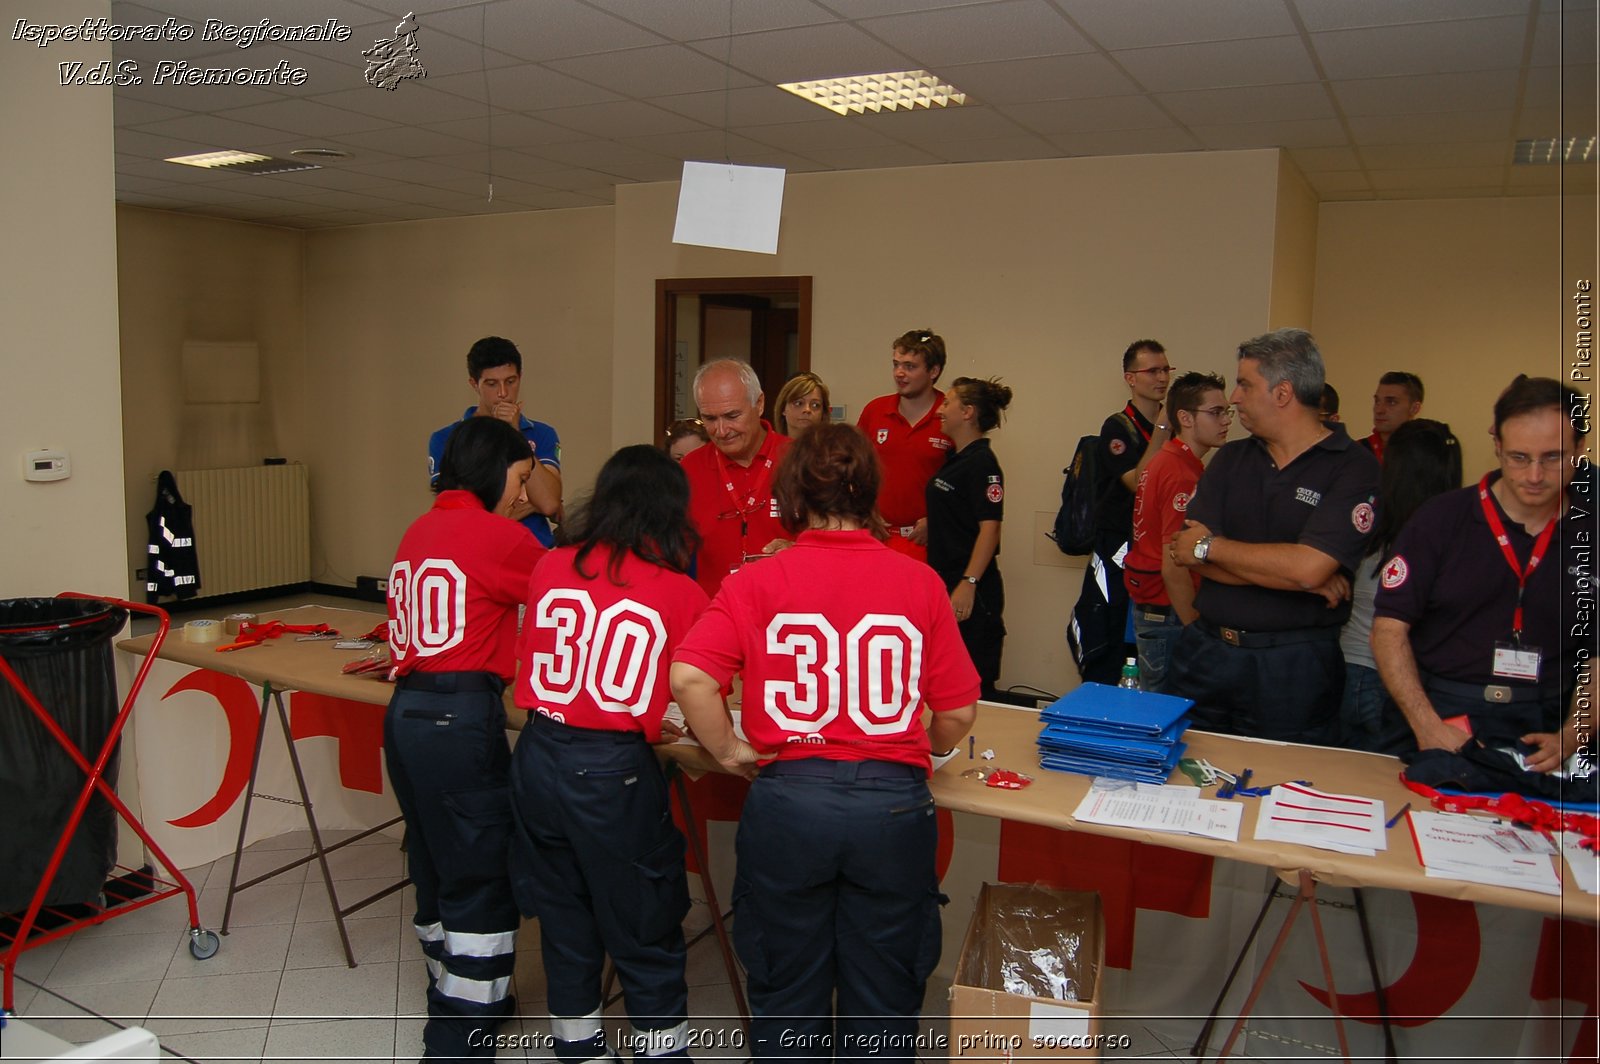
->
<box><xmin>145</xmin><ymin>470</ymin><xmax>201</xmax><ymax>603</ymax></box>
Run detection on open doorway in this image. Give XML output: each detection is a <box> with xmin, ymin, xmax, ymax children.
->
<box><xmin>654</xmin><ymin>276</ymin><xmax>812</xmax><ymax>437</ymax></box>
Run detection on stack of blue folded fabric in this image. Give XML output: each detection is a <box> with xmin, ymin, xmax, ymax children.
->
<box><xmin>1036</xmin><ymin>682</ymin><xmax>1194</xmax><ymax>784</ymax></box>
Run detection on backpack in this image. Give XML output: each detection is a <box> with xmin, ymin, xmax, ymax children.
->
<box><xmin>1050</xmin><ymin>412</ymin><xmax>1133</xmax><ymax>557</ymax></box>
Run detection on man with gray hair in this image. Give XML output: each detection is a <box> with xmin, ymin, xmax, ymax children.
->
<box><xmin>682</xmin><ymin>359</ymin><xmax>792</xmax><ymax>597</ymax></box>
<box><xmin>1165</xmin><ymin>329</ymin><xmax>1379</xmax><ymax>744</ymax></box>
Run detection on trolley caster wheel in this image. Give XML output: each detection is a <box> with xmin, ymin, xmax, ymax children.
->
<box><xmin>188</xmin><ymin>929</ymin><xmax>220</xmax><ymax>960</ymax></box>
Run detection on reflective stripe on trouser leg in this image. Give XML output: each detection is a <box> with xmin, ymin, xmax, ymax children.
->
<box><xmin>425</xmin><ymin>955</ymin><xmax>514</xmax><ymax>1006</ymax></box>
<box><xmin>633</xmin><ymin>1021</ymin><xmax>689</xmax><ymax>1057</ymax></box>
<box><xmin>552</xmin><ymin>1007</ymin><xmax>610</xmax><ymax>1064</ymax></box>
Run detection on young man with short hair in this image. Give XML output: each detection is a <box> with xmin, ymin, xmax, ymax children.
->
<box><xmin>857</xmin><ymin>329</ymin><xmax>953</xmax><ymax>562</ymax></box>
<box><xmin>1362</xmin><ymin>371</ymin><xmax>1424</xmax><ymax>464</ymax></box>
<box><xmin>428</xmin><ymin>336</ymin><xmax>563</xmax><ymax>546</ymax></box>
<box><xmin>1122</xmin><ymin>371</ymin><xmax>1230</xmax><ymax>691</ymax></box>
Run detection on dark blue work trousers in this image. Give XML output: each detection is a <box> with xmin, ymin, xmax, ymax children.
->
<box><xmin>733</xmin><ymin>759</ymin><xmax>943</xmax><ymax>1064</ymax></box>
<box><xmin>384</xmin><ymin>673</ymin><xmax>519</xmax><ymax>1061</ymax></box>
<box><xmin>1165</xmin><ymin>623</ymin><xmax>1343</xmax><ymax>745</ymax></box>
<box><xmin>508</xmin><ymin>713</ymin><xmax>691</xmax><ymax>1064</ymax></box>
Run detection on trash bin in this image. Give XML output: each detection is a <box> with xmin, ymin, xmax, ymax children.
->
<box><xmin>0</xmin><ymin>597</ymin><xmax>129</xmax><ymax>913</ymax></box>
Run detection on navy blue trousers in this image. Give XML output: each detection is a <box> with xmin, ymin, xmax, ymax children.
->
<box><xmin>1165</xmin><ymin>624</ymin><xmax>1344</xmax><ymax>746</ymax></box>
<box><xmin>508</xmin><ymin>714</ymin><xmax>691</xmax><ymax>1064</ymax></box>
<box><xmin>384</xmin><ymin>674</ymin><xmax>519</xmax><ymax>1061</ymax></box>
<box><xmin>733</xmin><ymin>760</ymin><xmax>943</xmax><ymax>1063</ymax></box>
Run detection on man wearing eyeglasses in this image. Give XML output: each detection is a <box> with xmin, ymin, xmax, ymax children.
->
<box><xmin>682</xmin><ymin>359</ymin><xmax>791</xmax><ymax>597</ymax></box>
<box><xmin>1166</xmin><ymin>329</ymin><xmax>1379</xmax><ymax>745</ymax></box>
<box><xmin>1070</xmin><ymin>339</ymin><xmax>1172</xmax><ymax>686</ymax></box>
<box><xmin>1123</xmin><ymin>372</ymin><xmax>1230</xmax><ymax>691</ymax></box>
<box><xmin>1371</xmin><ymin>376</ymin><xmax>1593</xmax><ymax>781</ymax></box>
<box><xmin>1362</xmin><ymin>371</ymin><xmax>1425</xmax><ymax>464</ymax></box>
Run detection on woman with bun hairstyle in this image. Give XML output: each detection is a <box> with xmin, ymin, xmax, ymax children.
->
<box><xmin>927</xmin><ymin>376</ymin><xmax>1014</xmax><ymax>701</ymax></box>
<box><xmin>384</xmin><ymin>415</ymin><xmax>545</xmax><ymax>1060</ymax></box>
<box><xmin>671</xmin><ymin>423</ymin><xmax>978</xmax><ymax>1061</ymax></box>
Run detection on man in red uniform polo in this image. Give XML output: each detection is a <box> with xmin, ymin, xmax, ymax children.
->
<box><xmin>681</xmin><ymin>359</ymin><xmax>791</xmax><ymax>597</ymax></box>
<box><xmin>857</xmin><ymin>328</ymin><xmax>953</xmax><ymax>562</ymax></box>
<box><xmin>1123</xmin><ymin>371</ymin><xmax>1230</xmax><ymax>691</ymax></box>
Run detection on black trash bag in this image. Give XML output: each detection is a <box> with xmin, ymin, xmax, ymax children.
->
<box><xmin>0</xmin><ymin>598</ymin><xmax>129</xmax><ymax>913</ymax></box>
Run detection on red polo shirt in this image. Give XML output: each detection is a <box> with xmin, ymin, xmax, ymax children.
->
<box><xmin>682</xmin><ymin>422</ymin><xmax>792</xmax><ymax>597</ymax></box>
<box><xmin>1124</xmin><ymin>439</ymin><xmax>1204</xmax><ymax>607</ymax></box>
<box><xmin>857</xmin><ymin>391</ymin><xmax>951</xmax><ymax>561</ymax></box>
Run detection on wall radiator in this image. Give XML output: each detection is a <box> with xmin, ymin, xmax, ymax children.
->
<box><xmin>174</xmin><ymin>464</ymin><xmax>311</xmax><ymax>597</ymax></box>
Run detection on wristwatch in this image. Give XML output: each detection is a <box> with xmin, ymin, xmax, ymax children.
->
<box><xmin>963</xmin><ymin>575</ymin><xmax>979</xmax><ymax>585</ymax></box>
<box><xmin>1192</xmin><ymin>534</ymin><xmax>1214</xmax><ymax>562</ymax></box>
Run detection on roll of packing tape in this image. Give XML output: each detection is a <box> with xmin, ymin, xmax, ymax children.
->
<box><xmin>224</xmin><ymin>613</ymin><xmax>258</xmax><ymax>636</ymax></box>
<box><xmin>183</xmin><ymin>619</ymin><xmax>223</xmax><ymax>645</ymax></box>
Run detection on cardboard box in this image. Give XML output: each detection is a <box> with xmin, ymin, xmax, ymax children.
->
<box><xmin>948</xmin><ymin>883</ymin><xmax>1105</xmax><ymax>1060</ymax></box>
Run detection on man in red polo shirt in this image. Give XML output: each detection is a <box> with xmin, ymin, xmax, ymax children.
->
<box><xmin>1123</xmin><ymin>371</ymin><xmax>1230</xmax><ymax>690</ymax></box>
<box><xmin>682</xmin><ymin>359</ymin><xmax>792</xmax><ymax>597</ymax></box>
<box><xmin>857</xmin><ymin>328</ymin><xmax>953</xmax><ymax>562</ymax></box>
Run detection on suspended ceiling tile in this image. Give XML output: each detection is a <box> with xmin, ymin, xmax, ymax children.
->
<box><xmin>582</xmin><ymin>0</ymin><xmax>837</xmax><ymax>38</ymax></box>
<box><xmin>619</xmin><ymin>128</ymin><xmax>778</xmax><ymax>161</ymax></box>
<box><xmin>420</xmin><ymin>112</ymin><xmax>590</xmax><ymax>150</ymax></box>
<box><xmin>1304</xmin><ymin>170</ymin><xmax>1374</xmax><ymax>193</ymax></box>
<box><xmin>853</xmin><ymin>103</ymin><xmax>1031</xmax><ymax>144</ymax></box>
<box><xmin>333</xmin><ymin>123</ymin><xmax>486</xmax><ymax>156</ymax></box>
<box><xmin>999</xmin><ymin>94</ymin><xmax>1173</xmax><ymax>135</ymax></box>
<box><xmin>1346</xmin><ymin>109</ymin><xmax>1516</xmax><ymax>145</ymax></box>
<box><xmin>731</xmin><ymin>118</ymin><xmax>903</xmax><ymax>153</ymax></box>
<box><xmin>1294</xmin><ymin>0</ymin><xmax>1534</xmax><ymax>31</ymax></box>
<box><xmin>421</xmin><ymin>0</ymin><xmax>665</xmax><ymax>61</ymax></box>
<box><xmin>1358</xmin><ymin>142</ymin><xmax>1510</xmax><ymax>169</ymax></box>
<box><xmin>654</xmin><ymin>86</ymin><xmax>836</xmax><ymax>128</ymax></box>
<box><xmin>859</xmin><ymin>0</ymin><xmax>1094</xmax><ymax>67</ymax></box>
<box><xmin>217</xmin><ymin>97</ymin><xmax>398</xmax><ymax>137</ymax></box>
<box><xmin>546</xmin><ymin>44</ymin><xmax>764</xmax><ymax>97</ymax></box>
<box><xmin>1063</xmin><ymin>0</ymin><xmax>1298</xmax><ymax>50</ymax></box>
<box><xmin>1114</xmin><ymin>36</ymin><xmax>1319</xmax><ymax>93</ymax></box>
<box><xmin>941</xmin><ymin>52</ymin><xmax>1140</xmax><ymax>104</ymax></box>
<box><xmin>1156</xmin><ymin>83</ymin><xmax>1336</xmax><ymax>127</ymax></box>
<box><xmin>1286</xmin><ymin>145</ymin><xmax>1363</xmax><ymax>171</ymax></box>
<box><xmin>1530</xmin><ymin>6</ymin><xmax>1598</xmax><ymax>66</ymax></box>
<box><xmin>425</xmin><ymin>64</ymin><xmax>622</xmax><ymax>110</ymax></box>
<box><xmin>1366</xmin><ymin>165</ymin><xmax>1511</xmax><ymax>189</ymax></box>
<box><xmin>1190</xmin><ymin>117</ymin><xmax>1348</xmax><ymax>150</ymax></box>
<box><xmin>1330</xmin><ymin>69</ymin><xmax>1523</xmax><ymax>117</ymax></box>
<box><xmin>931</xmin><ymin>133</ymin><xmax>1063</xmax><ymax>162</ymax></box>
<box><xmin>1309</xmin><ymin>17</ymin><xmax>1530</xmax><ymax>80</ymax></box>
<box><xmin>688</xmin><ymin>22</ymin><xmax>917</xmax><ymax>84</ymax></box>
<box><xmin>803</xmin><ymin>144</ymin><xmax>945</xmax><ymax>169</ymax></box>
<box><xmin>1047</xmin><ymin>126</ymin><xmax>1205</xmax><ymax>156</ymax></box>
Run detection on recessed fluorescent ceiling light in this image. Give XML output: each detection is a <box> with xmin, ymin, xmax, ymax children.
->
<box><xmin>1513</xmin><ymin>136</ymin><xmax>1596</xmax><ymax>164</ymax></box>
<box><xmin>165</xmin><ymin>150</ymin><xmax>321</xmax><ymax>175</ymax></box>
<box><xmin>778</xmin><ymin>70</ymin><xmax>965</xmax><ymax>116</ymax></box>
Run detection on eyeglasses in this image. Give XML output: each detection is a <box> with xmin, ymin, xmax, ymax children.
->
<box><xmin>1502</xmin><ymin>451</ymin><xmax>1566</xmax><ymax>470</ymax></box>
<box><xmin>1128</xmin><ymin>366</ymin><xmax>1174</xmax><ymax>377</ymax></box>
<box><xmin>1189</xmin><ymin>405</ymin><xmax>1234</xmax><ymax>420</ymax></box>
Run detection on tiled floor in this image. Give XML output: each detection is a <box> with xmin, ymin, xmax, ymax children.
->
<box><xmin>5</xmin><ymin>826</ymin><xmax>1202</xmax><ymax>1062</ymax></box>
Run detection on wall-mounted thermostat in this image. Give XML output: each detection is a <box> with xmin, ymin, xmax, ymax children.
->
<box><xmin>24</xmin><ymin>450</ymin><xmax>71</xmax><ymax>482</ymax></box>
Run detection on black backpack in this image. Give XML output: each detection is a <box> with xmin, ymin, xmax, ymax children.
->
<box><xmin>1050</xmin><ymin>412</ymin><xmax>1132</xmax><ymax>557</ymax></box>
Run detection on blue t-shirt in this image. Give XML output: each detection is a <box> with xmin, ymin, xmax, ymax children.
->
<box><xmin>428</xmin><ymin>408</ymin><xmax>561</xmax><ymax>546</ymax></box>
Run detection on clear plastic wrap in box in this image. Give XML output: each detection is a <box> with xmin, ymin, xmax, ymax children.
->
<box><xmin>962</xmin><ymin>883</ymin><xmax>1101</xmax><ymax>1002</ymax></box>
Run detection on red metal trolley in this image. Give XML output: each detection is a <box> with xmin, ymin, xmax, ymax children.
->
<box><xmin>0</xmin><ymin>593</ymin><xmax>218</xmax><ymax>1016</ymax></box>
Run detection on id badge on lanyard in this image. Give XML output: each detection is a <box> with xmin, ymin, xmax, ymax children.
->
<box><xmin>1478</xmin><ymin>475</ymin><xmax>1555</xmax><ymax>683</ymax></box>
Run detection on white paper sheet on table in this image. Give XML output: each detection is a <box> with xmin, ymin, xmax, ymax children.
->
<box><xmin>1253</xmin><ymin>781</ymin><xmax>1386</xmax><ymax>856</ymax></box>
<box><xmin>1560</xmin><ymin>831</ymin><xmax>1600</xmax><ymax>894</ymax></box>
<box><xmin>1071</xmin><ymin>778</ymin><xmax>1242</xmax><ymax>842</ymax></box>
<box><xmin>1410</xmin><ymin>811</ymin><xmax>1562</xmax><ymax>896</ymax></box>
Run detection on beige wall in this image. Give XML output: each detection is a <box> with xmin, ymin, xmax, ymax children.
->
<box><xmin>116</xmin><ymin>208</ymin><xmax>307</xmax><ymax>598</ymax></box>
<box><xmin>1</xmin><ymin>0</ymin><xmax>128</xmax><ymax>599</ymax></box>
<box><xmin>1270</xmin><ymin>154</ymin><xmax>1319</xmax><ymax>330</ymax></box>
<box><xmin>613</xmin><ymin>150</ymin><xmax>1289</xmax><ymax>696</ymax></box>
<box><xmin>298</xmin><ymin>208</ymin><xmax>616</xmax><ymax>585</ymax></box>
<box><xmin>1311</xmin><ymin>195</ymin><xmax>1590</xmax><ymax>478</ymax></box>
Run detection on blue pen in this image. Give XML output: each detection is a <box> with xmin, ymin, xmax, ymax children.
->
<box><xmin>1385</xmin><ymin>802</ymin><xmax>1412</xmax><ymax>829</ymax></box>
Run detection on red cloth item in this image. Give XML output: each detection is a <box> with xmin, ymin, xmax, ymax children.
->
<box><xmin>515</xmin><ymin>544</ymin><xmax>709</xmax><ymax>742</ymax></box>
<box><xmin>857</xmin><ymin>391</ymin><xmax>952</xmax><ymax>552</ymax></box>
<box><xmin>1124</xmin><ymin>438</ymin><xmax>1204</xmax><ymax>606</ymax></box>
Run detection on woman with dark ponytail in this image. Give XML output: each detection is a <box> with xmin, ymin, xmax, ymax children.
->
<box><xmin>928</xmin><ymin>377</ymin><xmax>1014</xmax><ymax>700</ymax></box>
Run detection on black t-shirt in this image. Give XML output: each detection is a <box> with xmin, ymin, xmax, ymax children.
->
<box><xmin>1094</xmin><ymin>402</ymin><xmax>1155</xmax><ymax>545</ymax></box>
<box><xmin>1374</xmin><ymin>474</ymin><xmax>1585</xmax><ymax>692</ymax></box>
<box><xmin>1187</xmin><ymin>428</ymin><xmax>1380</xmax><ymax>630</ymax></box>
<box><xmin>926</xmin><ymin>437</ymin><xmax>1005</xmax><ymax>588</ymax></box>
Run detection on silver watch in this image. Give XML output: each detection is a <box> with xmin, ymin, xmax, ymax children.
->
<box><xmin>1192</xmin><ymin>534</ymin><xmax>1215</xmax><ymax>562</ymax></box>
<box><xmin>963</xmin><ymin>575</ymin><xmax>979</xmax><ymax>585</ymax></box>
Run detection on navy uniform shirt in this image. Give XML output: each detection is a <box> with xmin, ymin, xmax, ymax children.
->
<box><xmin>1094</xmin><ymin>403</ymin><xmax>1155</xmax><ymax>549</ymax></box>
<box><xmin>1374</xmin><ymin>473</ymin><xmax>1584</xmax><ymax>695</ymax></box>
<box><xmin>926</xmin><ymin>438</ymin><xmax>1005</xmax><ymax>588</ymax></box>
<box><xmin>1187</xmin><ymin>426</ymin><xmax>1379</xmax><ymax>631</ymax></box>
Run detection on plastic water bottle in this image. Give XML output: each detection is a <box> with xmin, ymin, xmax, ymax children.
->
<box><xmin>1118</xmin><ymin>656</ymin><xmax>1141</xmax><ymax>691</ymax></box>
